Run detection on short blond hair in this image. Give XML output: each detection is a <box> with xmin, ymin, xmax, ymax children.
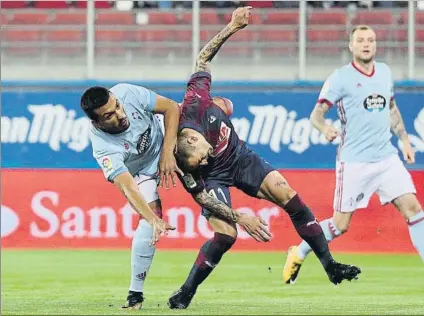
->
<box><xmin>349</xmin><ymin>25</ymin><xmax>375</xmax><ymax>41</ymax></box>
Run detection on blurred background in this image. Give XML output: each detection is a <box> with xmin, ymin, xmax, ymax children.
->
<box><xmin>2</xmin><ymin>2</ymin><xmax>424</xmax><ymax>314</ymax></box>
<box><xmin>1</xmin><ymin>0</ymin><xmax>424</xmax><ymax>253</ymax></box>
<box><xmin>1</xmin><ymin>0</ymin><xmax>423</xmax><ymax>80</ymax></box>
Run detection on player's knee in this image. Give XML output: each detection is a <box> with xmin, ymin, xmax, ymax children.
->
<box><xmin>261</xmin><ymin>171</ymin><xmax>297</xmax><ymax>205</ymax></box>
<box><xmin>395</xmin><ymin>194</ymin><xmax>422</xmax><ymax>220</ymax></box>
<box><xmin>213</xmin><ymin>233</ymin><xmax>236</xmax><ymax>253</ymax></box>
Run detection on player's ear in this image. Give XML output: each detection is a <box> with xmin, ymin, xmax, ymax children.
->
<box><xmin>187</xmin><ymin>135</ymin><xmax>197</xmax><ymax>144</ymax></box>
<box><xmin>348</xmin><ymin>41</ymin><xmax>353</xmax><ymax>53</ymax></box>
<box><xmin>92</xmin><ymin>120</ymin><xmax>100</xmax><ymax>129</ymax></box>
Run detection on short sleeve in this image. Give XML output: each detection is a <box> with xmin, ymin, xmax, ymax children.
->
<box><xmin>91</xmin><ymin>130</ymin><xmax>128</xmax><ymax>182</ymax></box>
<box><xmin>94</xmin><ymin>152</ymin><xmax>127</xmax><ymax>182</ymax></box>
<box><xmin>111</xmin><ymin>83</ymin><xmax>157</xmax><ymax>112</ymax></box>
<box><xmin>184</xmin><ymin>72</ymin><xmax>212</xmax><ymax>101</ymax></box>
<box><xmin>318</xmin><ymin>70</ymin><xmax>343</xmax><ymax>106</ymax></box>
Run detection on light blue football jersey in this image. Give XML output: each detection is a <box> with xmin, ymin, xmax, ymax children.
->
<box><xmin>90</xmin><ymin>83</ymin><xmax>163</xmax><ymax>181</ymax></box>
<box><xmin>318</xmin><ymin>61</ymin><xmax>397</xmax><ymax>163</ymax></box>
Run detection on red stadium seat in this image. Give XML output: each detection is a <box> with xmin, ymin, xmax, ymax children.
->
<box><xmin>223</xmin><ymin>12</ymin><xmax>262</xmax><ymax>24</ymax></box>
<box><xmin>307</xmin><ymin>29</ymin><xmax>345</xmax><ymax>56</ymax></box>
<box><xmin>35</xmin><ymin>1</ymin><xmax>70</xmax><ymax>8</ymax></box>
<box><xmin>132</xmin><ymin>30</ymin><xmax>169</xmax><ymax>42</ymax></box>
<box><xmin>416</xmin><ymin>29</ymin><xmax>424</xmax><ymax>41</ymax></box>
<box><xmin>0</xmin><ymin>1</ymin><xmax>27</xmax><ymax>8</ymax></box>
<box><xmin>265</xmin><ymin>12</ymin><xmax>298</xmax><ymax>25</ymax></box>
<box><xmin>400</xmin><ymin>11</ymin><xmax>424</xmax><ymax>24</ymax></box>
<box><xmin>353</xmin><ymin>11</ymin><xmax>393</xmax><ymax>25</ymax></box>
<box><xmin>96</xmin><ymin>30</ymin><xmax>126</xmax><ymax>41</ymax></box>
<box><xmin>180</xmin><ymin>12</ymin><xmax>222</xmax><ymax>25</ymax></box>
<box><xmin>147</xmin><ymin>12</ymin><xmax>177</xmax><ymax>25</ymax></box>
<box><xmin>260</xmin><ymin>30</ymin><xmax>297</xmax><ymax>42</ymax></box>
<box><xmin>96</xmin><ymin>30</ymin><xmax>127</xmax><ymax>56</ymax></box>
<box><xmin>218</xmin><ymin>46</ymin><xmax>254</xmax><ymax>57</ymax></box>
<box><xmin>309</xmin><ymin>12</ymin><xmax>346</xmax><ymax>25</ymax></box>
<box><xmin>308</xmin><ymin>29</ymin><xmax>345</xmax><ymax>41</ymax></box>
<box><xmin>76</xmin><ymin>1</ymin><xmax>112</xmax><ymax>8</ymax></box>
<box><xmin>247</xmin><ymin>1</ymin><xmax>273</xmax><ymax>8</ymax></box>
<box><xmin>3</xmin><ymin>30</ymin><xmax>41</xmax><ymax>56</ymax></box>
<box><xmin>44</xmin><ymin>30</ymin><xmax>85</xmax><ymax>56</ymax></box>
<box><xmin>174</xmin><ymin>30</ymin><xmax>192</xmax><ymax>42</ymax></box>
<box><xmin>259</xmin><ymin>30</ymin><xmax>297</xmax><ymax>56</ymax></box>
<box><xmin>45</xmin><ymin>29</ymin><xmax>85</xmax><ymax>41</ymax></box>
<box><xmin>9</xmin><ymin>13</ymin><xmax>49</xmax><ymax>25</ymax></box>
<box><xmin>1</xmin><ymin>13</ymin><xmax>9</xmax><ymax>25</ymax></box>
<box><xmin>374</xmin><ymin>29</ymin><xmax>390</xmax><ymax>41</ymax></box>
<box><xmin>261</xmin><ymin>46</ymin><xmax>297</xmax><ymax>57</ymax></box>
<box><xmin>230</xmin><ymin>30</ymin><xmax>255</xmax><ymax>41</ymax></box>
<box><xmin>96</xmin><ymin>12</ymin><xmax>134</xmax><ymax>25</ymax></box>
<box><xmin>49</xmin><ymin>12</ymin><xmax>86</xmax><ymax>25</ymax></box>
<box><xmin>200</xmin><ymin>12</ymin><xmax>220</xmax><ymax>25</ymax></box>
<box><xmin>394</xmin><ymin>29</ymin><xmax>407</xmax><ymax>42</ymax></box>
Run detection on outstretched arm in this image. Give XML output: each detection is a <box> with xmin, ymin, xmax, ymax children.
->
<box><xmin>194</xmin><ymin>6</ymin><xmax>252</xmax><ymax>73</ymax></box>
<box><xmin>193</xmin><ymin>190</ymin><xmax>241</xmax><ymax>223</ymax></box>
<box><xmin>192</xmin><ymin>190</ymin><xmax>272</xmax><ymax>242</ymax></box>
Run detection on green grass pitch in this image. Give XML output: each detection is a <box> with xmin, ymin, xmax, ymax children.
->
<box><xmin>2</xmin><ymin>250</ymin><xmax>424</xmax><ymax>315</ymax></box>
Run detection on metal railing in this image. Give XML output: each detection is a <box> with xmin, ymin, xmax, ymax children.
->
<box><xmin>0</xmin><ymin>0</ymin><xmax>421</xmax><ymax>80</ymax></box>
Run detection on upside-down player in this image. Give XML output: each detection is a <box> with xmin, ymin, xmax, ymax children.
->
<box><xmin>167</xmin><ymin>7</ymin><xmax>362</xmax><ymax>310</ymax></box>
<box><xmin>283</xmin><ymin>25</ymin><xmax>424</xmax><ymax>285</ymax></box>
<box><xmin>81</xmin><ymin>84</ymin><xmax>180</xmax><ymax>309</ymax></box>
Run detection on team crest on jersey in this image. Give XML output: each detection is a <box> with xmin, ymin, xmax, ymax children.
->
<box><xmin>213</xmin><ymin>121</ymin><xmax>231</xmax><ymax>156</ymax></box>
<box><xmin>101</xmin><ymin>156</ymin><xmax>113</xmax><ymax>173</ymax></box>
<box><xmin>136</xmin><ymin>126</ymin><xmax>151</xmax><ymax>155</ymax></box>
<box><xmin>363</xmin><ymin>94</ymin><xmax>386</xmax><ymax>112</ymax></box>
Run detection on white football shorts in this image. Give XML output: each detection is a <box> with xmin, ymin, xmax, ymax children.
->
<box><xmin>134</xmin><ymin>173</ymin><xmax>159</xmax><ymax>204</ymax></box>
<box><xmin>333</xmin><ymin>154</ymin><xmax>416</xmax><ymax>213</ymax></box>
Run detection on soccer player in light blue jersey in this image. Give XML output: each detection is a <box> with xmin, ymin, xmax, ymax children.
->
<box><xmin>81</xmin><ymin>83</ymin><xmax>181</xmax><ymax>309</ymax></box>
<box><xmin>284</xmin><ymin>25</ymin><xmax>424</xmax><ymax>284</ymax></box>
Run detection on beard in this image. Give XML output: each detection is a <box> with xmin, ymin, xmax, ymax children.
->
<box><xmin>358</xmin><ymin>56</ymin><xmax>374</xmax><ymax>64</ymax></box>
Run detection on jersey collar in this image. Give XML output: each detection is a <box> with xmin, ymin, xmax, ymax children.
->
<box><xmin>351</xmin><ymin>61</ymin><xmax>375</xmax><ymax>77</ymax></box>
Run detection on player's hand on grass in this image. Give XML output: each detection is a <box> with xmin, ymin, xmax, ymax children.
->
<box><xmin>158</xmin><ymin>151</ymin><xmax>184</xmax><ymax>190</ymax></box>
<box><xmin>149</xmin><ymin>218</ymin><xmax>175</xmax><ymax>246</ymax></box>
<box><xmin>323</xmin><ymin>125</ymin><xmax>339</xmax><ymax>142</ymax></box>
<box><xmin>229</xmin><ymin>6</ymin><xmax>252</xmax><ymax>30</ymax></box>
<box><xmin>238</xmin><ymin>214</ymin><xmax>272</xmax><ymax>242</ymax></box>
<box><xmin>401</xmin><ymin>140</ymin><xmax>415</xmax><ymax>164</ymax></box>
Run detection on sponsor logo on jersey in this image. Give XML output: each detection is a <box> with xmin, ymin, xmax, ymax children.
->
<box><xmin>363</xmin><ymin>94</ymin><xmax>386</xmax><ymax>112</ymax></box>
<box><xmin>136</xmin><ymin>126</ymin><xmax>152</xmax><ymax>155</ymax></box>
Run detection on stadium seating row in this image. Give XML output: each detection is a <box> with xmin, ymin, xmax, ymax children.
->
<box><xmin>0</xmin><ymin>1</ymin><xmax>113</xmax><ymax>9</ymax></box>
<box><xmin>3</xmin><ymin>29</ymin><xmax>423</xmax><ymax>43</ymax></box>
<box><xmin>2</xmin><ymin>10</ymin><xmax>424</xmax><ymax>25</ymax></box>
<box><xmin>2</xmin><ymin>28</ymin><xmax>422</xmax><ymax>57</ymax></box>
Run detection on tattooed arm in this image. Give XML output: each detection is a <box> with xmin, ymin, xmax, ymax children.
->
<box><xmin>193</xmin><ymin>190</ymin><xmax>241</xmax><ymax>223</ymax></box>
<box><xmin>389</xmin><ymin>99</ymin><xmax>408</xmax><ymax>142</ymax></box>
<box><xmin>194</xmin><ymin>6</ymin><xmax>251</xmax><ymax>73</ymax></box>
<box><xmin>310</xmin><ymin>101</ymin><xmax>331</xmax><ymax>133</ymax></box>
<box><xmin>193</xmin><ymin>190</ymin><xmax>272</xmax><ymax>242</ymax></box>
<box><xmin>390</xmin><ymin>99</ymin><xmax>415</xmax><ymax>163</ymax></box>
<box><xmin>310</xmin><ymin>101</ymin><xmax>339</xmax><ymax>142</ymax></box>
